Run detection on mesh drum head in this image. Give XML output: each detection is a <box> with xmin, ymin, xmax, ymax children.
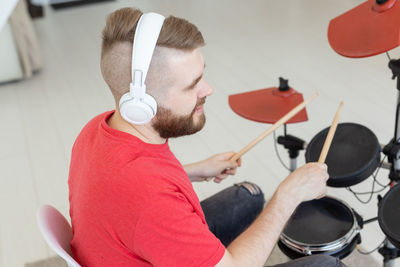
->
<box><xmin>305</xmin><ymin>123</ymin><xmax>380</xmax><ymax>187</ymax></box>
<box><xmin>282</xmin><ymin>197</ymin><xmax>354</xmax><ymax>245</ymax></box>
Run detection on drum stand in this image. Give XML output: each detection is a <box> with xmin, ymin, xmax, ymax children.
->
<box><xmin>380</xmin><ymin>58</ymin><xmax>400</xmax><ymax>267</ymax></box>
<box><xmin>383</xmin><ymin>58</ymin><xmax>400</xmax><ymax>183</ymax></box>
<box><xmin>277</xmin><ymin>124</ymin><xmax>306</xmax><ymax>172</ymax></box>
<box><xmin>379</xmin><ymin>241</ymin><xmax>399</xmax><ymax>267</ymax></box>
<box><xmin>276</xmin><ymin>59</ymin><xmax>400</xmax><ymax>266</ymax></box>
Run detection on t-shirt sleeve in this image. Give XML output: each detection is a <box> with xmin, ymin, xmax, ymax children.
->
<box><xmin>132</xmin><ymin>187</ymin><xmax>226</xmax><ymax>267</ymax></box>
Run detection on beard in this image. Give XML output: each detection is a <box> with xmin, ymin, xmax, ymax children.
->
<box><xmin>152</xmin><ymin>97</ymin><xmax>206</xmax><ymax>139</ymax></box>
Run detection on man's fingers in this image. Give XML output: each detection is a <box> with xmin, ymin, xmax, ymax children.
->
<box><xmin>226</xmin><ymin>160</ymin><xmax>238</xmax><ymax>169</ymax></box>
<box><xmin>214</xmin><ymin>179</ymin><xmax>222</xmax><ymax>184</ymax></box>
<box><xmin>316</xmin><ymin>162</ymin><xmax>328</xmax><ymax>171</ymax></box>
<box><xmin>316</xmin><ymin>190</ymin><xmax>327</xmax><ymax>199</ymax></box>
<box><xmin>221</xmin><ymin>167</ymin><xmax>237</xmax><ymax>176</ymax></box>
<box><xmin>225</xmin><ymin>168</ymin><xmax>236</xmax><ymax>175</ymax></box>
<box><xmin>216</xmin><ymin>173</ymin><xmax>228</xmax><ymax>179</ymax></box>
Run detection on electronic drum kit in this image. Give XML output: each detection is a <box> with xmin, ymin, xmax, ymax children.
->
<box><xmin>228</xmin><ymin>1</ymin><xmax>400</xmax><ymax>266</ymax></box>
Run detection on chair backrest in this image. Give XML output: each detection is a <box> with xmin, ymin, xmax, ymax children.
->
<box><xmin>37</xmin><ymin>205</ymin><xmax>81</xmax><ymax>267</ymax></box>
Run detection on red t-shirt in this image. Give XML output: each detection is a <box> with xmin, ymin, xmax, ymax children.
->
<box><xmin>68</xmin><ymin>111</ymin><xmax>225</xmax><ymax>266</ymax></box>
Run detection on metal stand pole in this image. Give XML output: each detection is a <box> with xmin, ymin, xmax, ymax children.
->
<box><xmin>290</xmin><ymin>158</ymin><xmax>297</xmax><ymax>172</ymax></box>
<box><xmin>380</xmin><ymin>59</ymin><xmax>400</xmax><ymax>267</ymax></box>
<box><xmin>277</xmin><ymin>125</ymin><xmax>305</xmax><ymax>173</ymax></box>
<box><xmin>383</xmin><ymin>240</ymin><xmax>396</xmax><ymax>267</ymax></box>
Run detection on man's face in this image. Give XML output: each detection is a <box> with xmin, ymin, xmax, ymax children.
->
<box><xmin>152</xmin><ymin>48</ymin><xmax>213</xmax><ymax>138</ymax></box>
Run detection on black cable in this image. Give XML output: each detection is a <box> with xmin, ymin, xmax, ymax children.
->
<box><xmin>374</xmin><ymin>178</ymin><xmax>388</xmax><ymax>188</ymax></box>
<box><xmin>386</xmin><ymin>51</ymin><xmax>392</xmax><ymax>61</ymax></box>
<box><xmin>371</xmin><ymin>155</ymin><xmax>389</xmax><ymax>190</ymax></box>
<box><xmin>363</xmin><ymin>216</ymin><xmax>378</xmax><ymax>225</ymax></box>
<box><xmin>347</xmin><ymin>183</ymin><xmax>389</xmax><ymax>205</ymax></box>
<box><xmin>373</xmin><ymin>155</ymin><xmax>389</xmax><ymax>188</ymax></box>
<box><xmin>349</xmin><ymin>136</ymin><xmax>400</xmax><ymax>201</ymax></box>
<box><xmin>374</xmin><ymin>175</ymin><xmax>388</xmax><ymax>188</ymax></box>
<box><xmin>357</xmin><ymin>238</ymin><xmax>386</xmax><ymax>255</ymax></box>
<box><xmin>348</xmin><ymin>184</ymin><xmax>389</xmax><ymax>195</ymax></box>
<box><xmin>347</xmin><ymin>181</ymin><xmax>376</xmax><ymax>204</ymax></box>
<box><xmin>346</xmin><ymin>155</ymin><xmax>390</xmax><ymax>204</ymax></box>
<box><xmin>273</xmin><ymin>130</ymin><xmax>291</xmax><ymax>171</ymax></box>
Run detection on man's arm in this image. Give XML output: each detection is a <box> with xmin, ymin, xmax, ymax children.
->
<box><xmin>183</xmin><ymin>152</ymin><xmax>241</xmax><ymax>182</ymax></box>
<box><xmin>216</xmin><ymin>189</ymin><xmax>297</xmax><ymax>266</ymax></box>
<box><xmin>216</xmin><ymin>163</ymin><xmax>329</xmax><ymax>267</ymax></box>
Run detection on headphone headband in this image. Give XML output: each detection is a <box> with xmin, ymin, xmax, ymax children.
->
<box><xmin>130</xmin><ymin>12</ymin><xmax>165</xmax><ymax>99</ymax></box>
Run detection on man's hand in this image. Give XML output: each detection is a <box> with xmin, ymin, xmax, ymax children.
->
<box><xmin>216</xmin><ymin>162</ymin><xmax>328</xmax><ymax>267</ymax></box>
<box><xmin>183</xmin><ymin>152</ymin><xmax>242</xmax><ymax>183</ymax></box>
<box><xmin>277</xmin><ymin>162</ymin><xmax>329</xmax><ymax>205</ymax></box>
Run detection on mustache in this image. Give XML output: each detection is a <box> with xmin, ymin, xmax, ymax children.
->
<box><xmin>195</xmin><ymin>97</ymin><xmax>206</xmax><ymax>109</ymax></box>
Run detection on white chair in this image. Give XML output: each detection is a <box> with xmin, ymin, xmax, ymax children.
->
<box><xmin>37</xmin><ymin>205</ymin><xmax>81</xmax><ymax>267</ymax></box>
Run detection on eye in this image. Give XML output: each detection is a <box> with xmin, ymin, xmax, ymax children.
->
<box><xmin>188</xmin><ymin>84</ymin><xmax>196</xmax><ymax>90</ymax></box>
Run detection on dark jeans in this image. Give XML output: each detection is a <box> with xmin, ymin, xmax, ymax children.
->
<box><xmin>200</xmin><ymin>181</ymin><xmax>346</xmax><ymax>267</ymax></box>
<box><xmin>200</xmin><ymin>181</ymin><xmax>265</xmax><ymax>246</ymax></box>
<box><xmin>270</xmin><ymin>255</ymin><xmax>346</xmax><ymax>267</ymax></box>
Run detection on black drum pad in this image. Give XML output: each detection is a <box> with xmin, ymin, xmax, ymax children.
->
<box><xmin>283</xmin><ymin>197</ymin><xmax>354</xmax><ymax>245</ymax></box>
<box><xmin>379</xmin><ymin>184</ymin><xmax>400</xmax><ymax>248</ymax></box>
<box><xmin>305</xmin><ymin>123</ymin><xmax>381</xmax><ymax>187</ymax></box>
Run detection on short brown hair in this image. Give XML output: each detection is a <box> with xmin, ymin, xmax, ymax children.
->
<box><xmin>100</xmin><ymin>7</ymin><xmax>205</xmax><ymax>104</ymax></box>
<box><xmin>101</xmin><ymin>7</ymin><xmax>205</xmax><ymax>57</ymax></box>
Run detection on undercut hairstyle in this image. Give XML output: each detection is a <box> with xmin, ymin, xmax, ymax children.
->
<box><xmin>100</xmin><ymin>7</ymin><xmax>205</xmax><ymax>104</ymax></box>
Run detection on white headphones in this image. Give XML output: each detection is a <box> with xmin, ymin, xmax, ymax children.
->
<box><xmin>119</xmin><ymin>12</ymin><xmax>165</xmax><ymax>125</ymax></box>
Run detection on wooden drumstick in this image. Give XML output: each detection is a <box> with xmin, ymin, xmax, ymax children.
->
<box><xmin>230</xmin><ymin>91</ymin><xmax>319</xmax><ymax>162</ymax></box>
<box><xmin>318</xmin><ymin>101</ymin><xmax>344</xmax><ymax>163</ymax></box>
<box><xmin>205</xmin><ymin>92</ymin><xmax>319</xmax><ymax>182</ymax></box>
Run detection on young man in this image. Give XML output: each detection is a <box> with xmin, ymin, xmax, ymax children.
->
<box><xmin>68</xmin><ymin>7</ymin><xmax>345</xmax><ymax>267</ymax></box>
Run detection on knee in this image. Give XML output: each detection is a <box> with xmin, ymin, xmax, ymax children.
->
<box><xmin>236</xmin><ymin>181</ymin><xmax>263</xmax><ymax>196</ymax></box>
<box><xmin>306</xmin><ymin>255</ymin><xmax>344</xmax><ymax>267</ymax></box>
<box><xmin>235</xmin><ymin>181</ymin><xmax>265</xmax><ymax>206</ymax></box>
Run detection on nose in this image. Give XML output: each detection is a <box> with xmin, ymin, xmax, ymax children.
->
<box><xmin>198</xmin><ymin>79</ymin><xmax>214</xmax><ymax>98</ymax></box>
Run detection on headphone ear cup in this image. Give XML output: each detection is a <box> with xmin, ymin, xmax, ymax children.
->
<box><xmin>119</xmin><ymin>92</ymin><xmax>133</xmax><ymax>121</ymax></box>
<box><xmin>119</xmin><ymin>93</ymin><xmax>157</xmax><ymax>125</ymax></box>
<box><xmin>142</xmin><ymin>93</ymin><xmax>157</xmax><ymax>116</ymax></box>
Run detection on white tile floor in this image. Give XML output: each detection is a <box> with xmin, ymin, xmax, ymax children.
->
<box><xmin>1</xmin><ymin>0</ymin><xmax>400</xmax><ymax>266</ymax></box>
